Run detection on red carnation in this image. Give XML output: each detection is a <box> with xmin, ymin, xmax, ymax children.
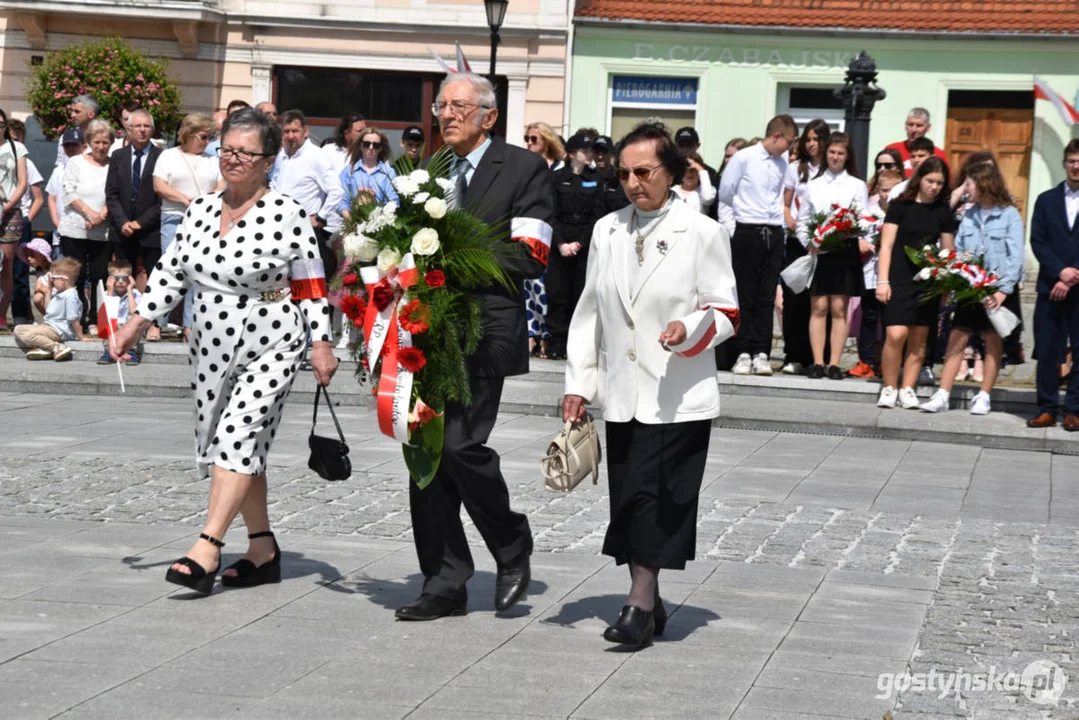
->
<box><xmin>399</xmin><ymin>299</ymin><xmax>430</xmax><ymax>334</ymax></box>
<box><xmin>372</xmin><ymin>279</ymin><xmax>395</xmax><ymax>311</ymax></box>
<box><xmin>340</xmin><ymin>294</ymin><xmax>367</xmax><ymax>321</ymax></box>
<box><xmin>425</xmin><ymin>270</ymin><xmax>446</xmax><ymax>288</ymax></box>
<box><xmin>342</xmin><ymin>272</ymin><xmax>360</xmax><ymax>287</ymax></box>
<box><xmin>398</xmin><ymin>346</ymin><xmax>427</xmax><ymax>373</ymax></box>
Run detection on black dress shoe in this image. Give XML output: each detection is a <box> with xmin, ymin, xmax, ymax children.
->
<box><xmin>653</xmin><ymin>591</ymin><xmax>667</xmax><ymax>637</ymax></box>
<box><xmin>806</xmin><ymin>364</ymin><xmax>826</xmax><ymax>379</ymax></box>
<box><xmin>395</xmin><ymin>593</ymin><xmax>467</xmax><ymax>621</ymax></box>
<box><xmin>603</xmin><ymin>605</ymin><xmax>655</xmax><ymax>648</ymax></box>
<box><xmin>495</xmin><ymin>556</ymin><xmax>531</xmax><ymax>611</ymax></box>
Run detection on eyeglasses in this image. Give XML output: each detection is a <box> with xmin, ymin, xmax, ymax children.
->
<box><xmin>216</xmin><ymin>147</ymin><xmax>273</xmax><ymax>163</ymax></box>
<box><xmin>196</xmin><ymin>134</ymin><xmax>211</xmax><ymax>141</ymax></box>
<box><xmin>361</xmin><ymin>141</ymin><xmax>382</xmax><ymax>150</ymax></box>
<box><xmin>111</xmin><ymin>275</ymin><xmax>130</xmax><ymax>282</ymax></box>
<box><xmin>51</xmin><ymin>274</ymin><xmax>70</xmax><ymax>281</ymax></box>
<box><xmin>616</xmin><ymin>165</ymin><xmax>662</xmax><ymax>182</ymax></box>
<box><xmin>431</xmin><ymin>101</ymin><xmax>490</xmax><ymax>116</ymax></box>
<box><xmin>525</xmin><ymin>135</ymin><xmax>541</xmax><ymax>144</ymax></box>
<box><xmin>875</xmin><ymin>162</ymin><xmax>898</xmax><ymax>170</ymax></box>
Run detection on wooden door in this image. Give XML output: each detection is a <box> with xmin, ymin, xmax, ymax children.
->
<box><xmin>945</xmin><ymin>108</ymin><xmax>1034</xmax><ymax>220</ymax></box>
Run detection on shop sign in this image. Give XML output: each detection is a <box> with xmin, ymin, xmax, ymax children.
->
<box><xmin>632</xmin><ymin>43</ymin><xmax>855</xmax><ymax>69</ymax></box>
<box><xmin>612</xmin><ymin>76</ymin><xmax>698</xmax><ymax>104</ymax></box>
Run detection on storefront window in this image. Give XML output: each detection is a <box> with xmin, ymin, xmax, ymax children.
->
<box><xmin>609</xmin><ymin>75</ymin><xmax>698</xmax><ymax>141</ymax></box>
<box><xmin>778</xmin><ymin>83</ymin><xmax>845</xmax><ymax>132</ymax></box>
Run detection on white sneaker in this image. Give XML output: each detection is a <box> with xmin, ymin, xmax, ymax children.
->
<box><xmin>752</xmin><ymin>353</ymin><xmax>773</xmax><ymax>376</ymax></box>
<box><xmin>920</xmin><ymin>389</ymin><xmax>950</xmax><ymax>413</ymax></box>
<box><xmin>732</xmin><ymin>353</ymin><xmax>752</xmax><ymax>375</ymax></box>
<box><xmin>917</xmin><ymin>366</ymin><xmax>935</xmax><ymax>386</ymax></box>
<box><xmin>969</xmin><ymin>391</ymin><xmax>991</xmax><ymax>415</ymax></box>
<box><xmin>898</xmin><ymin>387</ymin><xmax>920</xmax><ymax>409</ymax></box>
<box><xmin>877</xmin><ymin>386</ymin><xmax>897</xmax><ymax>408</ymax></box>
<box><xmin>781</xmin><ymin>362</ymin><xmax>804</xmax><ymax>375</ymax></box>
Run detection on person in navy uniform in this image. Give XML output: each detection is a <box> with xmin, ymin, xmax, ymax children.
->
<box><xmin>594</xmin><ymin>135</ymin><xmax>630</xmax><ymax>214</ymax></box>
<box><xmin>546</xmin><ymin>133</ymin><xmax>606</xmax><ymax>360</ymax></box>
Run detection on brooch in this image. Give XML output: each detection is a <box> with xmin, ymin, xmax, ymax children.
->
<box><xmin>656</xmin><ymin>239</ymin><xmax>669</xmax><ymax>255</ymax></box>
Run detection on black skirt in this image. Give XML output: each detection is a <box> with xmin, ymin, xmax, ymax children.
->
<box><xmin>810</xmin><ymin>241</ymin><xmax>864</xmax><ymax>298</ymax></box>
<box><xmin>603</xmin><ymin>419</ymin><xmax>711</xmax><ymax>570</ymax></box>
<box><xmin>882</xmin><ymin>281</ymin><xmax>939</xmax><ymax>328</ymax></box>
<box><xmin>951</xmin><ymin>291</ymin><xmax>1022</xmax><ymax>334</ymax></box>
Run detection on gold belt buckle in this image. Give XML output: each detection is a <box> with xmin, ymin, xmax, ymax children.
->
<box><xmin>259</xmin><ymin>289</ymin><xmax>285</xmax><ymax>302</ymax></box>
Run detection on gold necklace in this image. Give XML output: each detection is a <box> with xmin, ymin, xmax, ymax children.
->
<box><xmin>223</xmin><ymin>188</ymin><xmax>266</xmax><ymax>230</ymax></box>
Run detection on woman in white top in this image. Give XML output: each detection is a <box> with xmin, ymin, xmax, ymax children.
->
<box><xmin>673</xmin><ymin>153</ymin><xmax>736</xmax><ymax>235</ymax></box>
<box><xmin>151</xmin><ymin>112</ymin><xmax>224</xmax><ymax>339</ymax></box>
<box><xmin>321</xmin><ymin>113</ymin><xmax>365</xmax><ymax>177</ymax></box>
<box><xmin>0</xmin><ymin>109</ymin><xmax>29</xmax><ymax>329</ymax></box>
<box><xmin>796</xmin><ymin>132</ymin><xmax>869</xmax><ymax>379</ymax></box>
<box><xmin>59</xmin><ymin>118</ymin><xmax>114</xmax><ymax>332</ymax></box>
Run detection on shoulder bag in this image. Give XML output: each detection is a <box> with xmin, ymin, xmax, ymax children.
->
<box><xmin>308</xmin><ymin>385</ymin><xmax>351</xmax><ymax>481</ymax></box>
<box><xmin>541</xmin><ymin>412</ymin><xmax>602</xmax><ymax>492</ymax></box>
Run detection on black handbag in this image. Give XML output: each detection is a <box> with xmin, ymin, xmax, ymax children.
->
<box><xmin>308</xmin><ymin>385</ymin><xmax>351</xmax><ymax>481</ymax></box>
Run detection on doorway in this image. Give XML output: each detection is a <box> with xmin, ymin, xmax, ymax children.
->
<box><xmin>945</xmin><ymin>90</ymin><xmax>1034</xmax><ymax>220</ymax></box>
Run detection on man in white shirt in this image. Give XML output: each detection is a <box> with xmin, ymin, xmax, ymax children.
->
<box><xmin>718</xmin><ymin>114</ymin><xmax>799</xmax><ymax>376</ymax></box>
<box><xmin>271</xmin><ymin>109</ymin><xmax>344</xmax><ymax>280</ymax></box>
<box><xmin>54</xmin><ymin>95</ymin><xmax>97</xmax><ymax>169</ymax></box>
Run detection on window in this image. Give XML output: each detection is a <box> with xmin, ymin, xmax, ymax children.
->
<box><xmin>777</xmin><ymin>83</ymin><xmax>845</xmax><ymax>132</ymax></box>
<box><xmin>276</xmin><ymin>67</ymin><xmax>424</xmax><ymax>124</ymax></box>
<box><xmin>609</xmin><ymin>75</ymin><xmax>698</xmax><ymax>140</ymax></box>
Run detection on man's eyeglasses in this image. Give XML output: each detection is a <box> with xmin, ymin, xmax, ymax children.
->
<box><xmin>216</xmin><ymin>147</ymin><xmax>273</xmax><ymax>163</ymax></box>
<box><xmin>431</xmin><ymin>101</ymin><xmax>490</xmax><ymax>116</ymax></box>
<box><xmin>111</xmin><ymin>275</ymin><xmax>130</xmax><ymax>282</ymax></box>
<box><xmin>525</xmin><ymin>135</ymin><xmax>541</xmax><ymax>144</ymax></box>
<box><xmin>875</xmin><ymin>162</ymin><xmax>898</xmax><ymax>170</ymax></box>
<box><xmin>361</xmin><ymin>141</ymin><xmax>382</xmax><ymax>150</ymax></box>
<box><xmin>616</xmin><ymin>165</ymin><xmax>662</xmax><ymax>182</ymax></box>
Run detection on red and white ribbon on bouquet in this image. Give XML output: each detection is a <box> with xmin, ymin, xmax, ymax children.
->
<box><xmin>360</xmin><ymin>253</ymin><xmax>420</xmax><ymax>443</ymax></box>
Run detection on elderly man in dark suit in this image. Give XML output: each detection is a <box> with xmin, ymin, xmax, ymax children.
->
<box><xmin>105</xmin><ymin>109</ymin><xmax>162</xmax><ymax>288</ymax></box>
<box><xmin>396</xmin><ymin>73</ymin><xmax>554</xmax><ymax>621</ymax></box>
<box><xmin>1028</xmin><ymin>138</ymin><xmax>1079</xmax><ymax>431</ymax></box>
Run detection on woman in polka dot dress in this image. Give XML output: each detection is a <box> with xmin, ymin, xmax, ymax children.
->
<box><xmin>112</xmin><ymin>109</ymin><xmax>339</xmax><ymax>596</ymax></box>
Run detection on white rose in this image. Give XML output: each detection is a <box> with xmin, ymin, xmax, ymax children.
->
<box><xmin>424</xmin><ymin>197</ymin><xmax>447</xmax><ymax>220</ymax></box>
<box><xmin>411</xmin><ymin>192</ymin><xmax>430</xmax><ymax>204</ymax></box>
<box><xmin>914</xmin><ymin>268</ymin><xmax>931</xmax><ymax>281</ymax></box>
<box><xmin>435</xmin><ymin>177</ymin><xmax>455</xmax><ymax>194</ymax></box>
<box><xmin>392</xmin><ymin>176</ymin><xmax>420</xmax><ymax>197</ymax></box>
<box><xmin>341</xmin><ymin>233</ymin><xmax>364</xmax><ymax>258</ymax></box>
<box><xmin>411</xmin><ymin>228</ymin><xmax>440</xmax><ymax>256</ymax></box>
<box><xmin>356</xmin><ymin>238</ymin><xmax>380</xmax><ymax>262</ymax></box>
<box><xmin>410</xmin><ymin>169</ymin><xmax>430</xmax><ymax>184</ymax></box>
<box><xmin>376</xmin><ymin>247</ymin><xmax>401</xmax><ymax>273</ymax></box>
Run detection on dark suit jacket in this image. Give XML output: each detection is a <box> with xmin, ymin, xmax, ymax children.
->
<box><xmin>460</xmin><ymin>135</ymin><xmax>554</xmax><ymax>378</ymax></box>
<box><xmin>105</xmin><ymin>144</ymin><xmax>163</xmax><ymax>249</ymax></box>
<box><xmin>1030</xmin><ymin>182</ymin><xmax>1079</xmax><ymax>295</ymax></box>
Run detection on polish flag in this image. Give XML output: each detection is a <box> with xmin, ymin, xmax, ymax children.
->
<box><xmin>96</xmin><ymin>281</ymin><xmax>120</xmax><ymax>339</ymax></box>
<box><xmin>455</xmin><ymin>42</ymin><xmax>472</xmax><ymax>73</ymax></box>
<box><xmin>1034</xmin><ymin>75</ymin><xmax>1079</xmax><ymax>126</ymax></box>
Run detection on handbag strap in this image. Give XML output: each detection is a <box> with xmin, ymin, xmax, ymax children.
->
<box><xmin>312</xmin><ymin>385</ymin><xmax>346</xmax><ymax>443</ymax></box>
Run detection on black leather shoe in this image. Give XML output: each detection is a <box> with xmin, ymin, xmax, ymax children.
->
<box><xmin>495</xmin><ymin>556</ymin><xmax>531</xmax><ymax>611</ymax></box>
<box><xmin>395</xmin><ymin>593</ymin><xmax>467</xmax><ymax>621</ymax></box>
<box><xmin>603</xmin><ymin>605</ymin><xmax>655</xmax><ymax>648</ymax></box>
<box><xmin>826</xmin><ymin>365</ymin><xmax>845</xmax><ymax>380</ymax></box>
<box><xmin>653</xmin><ymin>590</ymin><xmax>667</xmax><ymax>637</ymax></box>
<box><xmin>806</xmin><ymin>364</ymin><xmax>826</xmax><ymax>379</ymax></box>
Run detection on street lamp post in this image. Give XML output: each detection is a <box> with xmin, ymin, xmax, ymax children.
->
<box><xmin>834</xmin><ymin>51</ymin><xmax>887</xmax><ymax>179</ymax></box>
<box><xmin>484</xmin><ymin>0</ymin><xmax>509</xmax><ymax>91</ymax></box>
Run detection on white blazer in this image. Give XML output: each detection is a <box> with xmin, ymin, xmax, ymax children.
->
<box><xmin>565</xmin><ymin>199</ymin><xmax>739</xmax><ymax>424</ymax></box>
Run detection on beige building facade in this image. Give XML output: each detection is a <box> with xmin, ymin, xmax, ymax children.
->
<box><xmin>0</xmin><ymin>0</ymin><xmax>570</xmax><ymax>146</ymax></box>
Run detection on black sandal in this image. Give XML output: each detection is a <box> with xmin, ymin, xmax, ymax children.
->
<box><xmin>165</xmin><ymin>533</ymin><xmax>224</xmax><ymax>595</ymax></box>
<box><xmin>220</xmin><ymin>531</ymin><xmax>281</xmax><ymax>588</ymax></box>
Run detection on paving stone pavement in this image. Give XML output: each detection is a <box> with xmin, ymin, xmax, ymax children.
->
<box><xmin>1</xmin><ymin>393</ymin><xmax>1078</xmax><ymax>719</ymax></box>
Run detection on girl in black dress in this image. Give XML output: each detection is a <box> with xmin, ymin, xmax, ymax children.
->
<box><xmin>875</xmin><ymin>157</ymin><xmax>956</xmax><ymax>409</ymax></box>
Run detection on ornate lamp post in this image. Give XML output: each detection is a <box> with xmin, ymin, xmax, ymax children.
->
<box><xmin>484</xmin><ymin>0</ymin><xmax>509</xmax><ymax>91</ymax></box>
<box><xmin>834</xmin><ymin>51</ymin><xmax>887</xmax><ymax>179</ymax></box>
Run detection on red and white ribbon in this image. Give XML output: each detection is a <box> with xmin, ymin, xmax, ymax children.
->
<box><xmin>289</xmin><ymin>258</ymin><xmax>328</xmax><ymax>300</ymax></box>
<box><xmin>675</xmin><ymin>288</ymin><xmax>739</xmax><ymax>358</ymax></box>
<box><xmin>511</xmin><ymin>216</ymin><xmax>553</xmax><ymax>266</ymax></box>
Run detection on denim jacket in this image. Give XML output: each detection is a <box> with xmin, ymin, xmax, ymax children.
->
<box><xmin>955</xmin><ymin>204</ymin><xmax>1025</xmax><ymax>295</ymax></box>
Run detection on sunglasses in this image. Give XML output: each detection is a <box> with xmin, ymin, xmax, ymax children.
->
<box><xmin>525</xmin><ymin>135</ymin><xmax>540</xmax><ymax>144</ymax></box>
<box><xmin>111</xmin><ymin>275</ymin><xmax>130</xmax><ymax>282</ymax></box>
<box><xmin>875</xmin><ymin>162</ymin><xmax>898</xmax><ymax>170</ymax></box>
<box><xmin>197</xmin><ymin>134</ymin><xmax>210</xmax><ymax>141</ymax></box>
<box><xmin>362</xmin><ymin>141</ymin><xmax>382</xmax><ymax>150</ymax></box>
<box><xmin>616</xmin><ymin>165</ymin><xmax>662</xmax><ymax>182</ymax></box>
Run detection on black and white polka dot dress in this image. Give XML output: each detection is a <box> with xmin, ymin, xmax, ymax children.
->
<box><xmin>137</xmin><ymin>190</ymin><xmax>332</xmax><ymax>478</ymax></box>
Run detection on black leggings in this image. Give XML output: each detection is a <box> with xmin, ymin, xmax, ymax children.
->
<box><xmin>60</xmin><ymin>236</ymin><xmax>113</xmax><ymax>328</ymax></box>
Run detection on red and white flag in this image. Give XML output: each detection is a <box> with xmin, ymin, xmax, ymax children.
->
<box><xmin>1034</xmin><ymin>75</ymin><xmax>1079</xmax><ymax>126</ymax></box>
<box><xmin>455</xmin><ymin>42</ymin><xmax>471</xmax><ymax>73</ymax></box>
<box><xmin>96</xmin><ymin>281</ymin><xmax>120</xmax><ymax>339</ymax></box>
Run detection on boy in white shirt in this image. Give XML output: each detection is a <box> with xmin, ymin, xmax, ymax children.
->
<box><xmin>96</xmin><ymin>260</ymin><xmax>142</xmax><ymax>366</ymax></box>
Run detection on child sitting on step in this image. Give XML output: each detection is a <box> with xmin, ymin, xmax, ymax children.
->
<box><xmin>13</xmin><ymin>257</ymin><xmax>84</xmax><ymax>361</ymax></box>
<box><xmin>97</xmin><ymin>260</ymin><xmax>142</xmax><ymax>366</ymax></box>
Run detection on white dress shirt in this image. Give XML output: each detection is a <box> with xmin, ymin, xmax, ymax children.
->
<box><xmin>796</xmin><ymin>169</ymin><xmax>870</xmax><ymax>248</ymax></box>
<box><xmin>271</xmin><ymin>139</ymin><xmax>345</xmax><ymax>233</ymax></box>
<box><xmin>888</xmin><ymin>178</ymin><xmax>909</xmax><ymax>202</ymax></box>
<box><xmin>717</xmin><ymin>142</ymin><xmax>788</xmax><ymax>226</ymax></box>
<box><xmin>1065</xmin><ymin>184</ymin><xmax>1079</xmax><ymax>229</ymax></box>
<box><xmin>783</xmin><ymin>161</ymin><xmax>818</xmax><ymax>214</ymax></box>
<box><xmin>322</xmin><ymin>143</ymin><xmax>350</xmax><ymax>178</ymax></box>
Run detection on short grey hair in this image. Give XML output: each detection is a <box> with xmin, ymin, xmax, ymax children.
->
<box><xmin>72</xmin><ymin>94</ymin><xmax>99</xmax><ymax>115</ymax></box>
<box><xmin>438</xmin><ymin>72</ymin><xmax>497</xmax><ymax>111</ymax></box>
<box><xmin>129</xmin><ymin>109</ymin><xmax>155</xmax><ymax>129</ymax></box>
<box><xmin>84</xmin><ymin>118</ymin><xmax>114</xmax><ymax>143</ymax></box>
<box><xmin>908</xmin><ymin>107</ymin><xmax>930</xmax><ymax>122</ymax></box>
<box><xmin>221</xmin><ymin>107</ymin><xmax>282</xmax><ymax>156</ymax></box>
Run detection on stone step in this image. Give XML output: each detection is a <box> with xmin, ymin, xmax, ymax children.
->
<box><xmin>1</xmin><ymin>356</ymin><xmax>1075</xmax><ymax>455</ymax></box>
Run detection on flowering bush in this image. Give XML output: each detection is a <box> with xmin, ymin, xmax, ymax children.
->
<box><xmin>25</xmin><ymin>37</ymin><xmax>183</xmax><ymax>140</ymax></box>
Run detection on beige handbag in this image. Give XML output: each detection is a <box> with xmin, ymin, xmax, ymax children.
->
<box><xmin>541</xmin><ymin>413</ymin><xmax>602</xmax><ymax>492</ymax></box>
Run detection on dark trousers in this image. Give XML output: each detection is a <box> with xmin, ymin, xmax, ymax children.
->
<box><xmin>117</xmin><ymin>236</ymin><xmax>161</xmax><ymax>281</ymax></box>
<box><xmin>545</xmin><ymin>250</ymin><xmax>587</xmax><ymax>352</ymax></box>
<box><xmin>12</xmin><ymin>218</ymin><xmax>31</xmax><ymax>320</ymax></box>
<box><xmin>408</xmin><ymin>374</ymin><xmax>533</xmax><ymax>599</ymax></box>
<box><xmin>59</xmin><ymin>236</ymin><xmax>113</xmax><ymax>328</ymax></box>
<box><xmin>315</xmin><ymin>227</ymin><xmax>338</xmax><ymax>281</ymax></box>
<box><xmin>731</xmin><ymin>223</ymin><xmax>785</xmax><ymax>356</ymax></box>
<box><xmin>858</xmin><ymin>290</ymin><xmax>883</xmax><ymax>365</ymax></box>
<box><xmin>1033</xmin><ymin>291</ymin><xmax>1079</xmax><ymax>415</ymax></box>
<box><xmin>780</xmin><ymin>234</ymin><xmax>812</xmax><ymax>367</ymax></box>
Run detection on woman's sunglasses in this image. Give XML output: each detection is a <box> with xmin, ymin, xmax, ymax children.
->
<box><xmin>875</xmin><ymin>162</ymin><xmax>898</xmax><ymax>170</ymax></box>
<box><xmin>525</xmin><ymin>135</ymin><xmax>540</xmax><ymax>144</ymax></box>
<box><xmin>616</xmin><ymin>165</ymin><xmax>661</xmax><ymax>182</ymax></box>
<box><xmin>362</xmin><ymin>141</ymin><xmax>382</xmax><ymax>150</ymax></box>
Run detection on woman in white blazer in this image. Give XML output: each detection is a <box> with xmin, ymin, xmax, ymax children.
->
<box><xmin>563</xmin><ymin>123</ymin><xmax>739</xmax><ymax>649</ymax></box>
